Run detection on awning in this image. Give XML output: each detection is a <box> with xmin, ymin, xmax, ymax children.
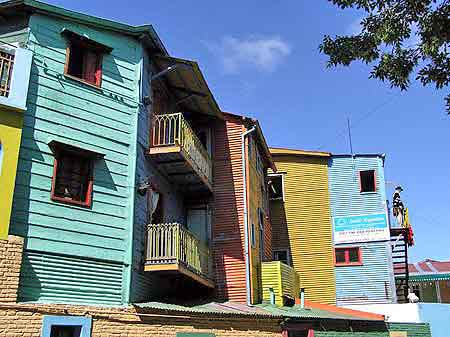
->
<box><xmin>48</xmin><ymin>140</ymin><xmax>105</xmax><ymax>159</ymax></box>
<box><xmin>409</xmin><ymin>273</ymin><xmax>450</xmax><ymax>282</ymax></box>
<box><xmin>152</xmin><ymin>55</ymin><xmax>223</xmax><ymax>119</ymax></box>
<box><xmin>61</xmin><ymin>28</ymin><xmax>113</xmax><ymax>53</ymax></box>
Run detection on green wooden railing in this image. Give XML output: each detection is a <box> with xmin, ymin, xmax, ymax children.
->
<box><xmin>151</xmin><ymin>113</ymin><xmax>212</xmax><ymax>184</ymax></box>
<box><xmin>146</xmin><ymin>223</ymin><xmax>212</xmax><ymax>280</ymax></box>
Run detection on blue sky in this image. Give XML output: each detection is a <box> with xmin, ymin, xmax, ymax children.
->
<box><xmin>46</xmin><ymin>0</ymin><xmax>449</xmax><ymax>262</ymax></box>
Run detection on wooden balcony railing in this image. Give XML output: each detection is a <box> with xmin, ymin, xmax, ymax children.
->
<box><xmin>0</xmin><ymin>50</ymin><xmax>14</xmax><ymax>98</ymax></box>
<box><xmin>145</xmin><ymin>223</ymin><xmax>212</xmax><ymax>283</ymax></box>
<box><xmin>151</xmin><ymin>112</ymin><xmax>212</xmax><ymax>184</ymax></box>
<box><xmin>262</xmin><ymin>261</ymin><xmax>300</xmax><ymax>306</ymax></box>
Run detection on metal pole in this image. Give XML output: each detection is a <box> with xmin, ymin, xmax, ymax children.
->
<box><xmin>347</xmin><ymin>117</ymin><xmax>353</xmax><ymax>155</ymax></box>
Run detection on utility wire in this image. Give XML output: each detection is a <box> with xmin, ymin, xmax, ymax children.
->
<box><xmin>316</xmin><ymin>93</ymin><xmax>401</xmax><ymax>151</ymax></box>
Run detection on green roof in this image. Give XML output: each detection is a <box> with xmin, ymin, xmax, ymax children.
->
<box><xmin>0</xmin><ymin>0</ymin><xmax>167</xmax><ymax>54</ymax></box>
<box><xmin>410</xmin><ymin>273</ymin><xmax>450</xmax><ymax>282</ymax></box>
<box><xmin>134</xmin><ymin>301</ymin><xmax>384</xmax><ymax>322</ymax></box>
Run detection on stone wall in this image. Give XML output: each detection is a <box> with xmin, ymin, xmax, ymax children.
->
<box><xmin>0</xmin><ymin>303</ymin><xmax>282</xmax><ymax>337</ymax></box>
<box><xmin>0</xmin><ymin>235</ymin><xmax>23</xmax><ymax>303</ymax></box>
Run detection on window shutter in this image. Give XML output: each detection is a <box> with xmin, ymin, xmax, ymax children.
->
<box><xmin>83</xmin><ymin>50</ymin><xmax>98</xmax><ymax>85</ymax></box>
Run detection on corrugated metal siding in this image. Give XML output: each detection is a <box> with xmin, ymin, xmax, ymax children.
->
<box><xmin>270</xmin><ymin>155</ymin><xmax>336</xmax><ymax>305</ymax></box>
<box><xmin>328</xmin><ymin>156</ymin><xmax>395</xmax><ymax>305</ymax></box>
<box><xmin>212</xmin><ymin>116</ymin><xmax>247</xmax><ymax>303</ymax></box>
<box><xmin>335</xmin><ymin>241</ymin><xmax>394</xmax><ymax>305</ymax></box>
<box><xmin>328</xmin><ymin>156</ymin><xmax>386</xmax><ymax>217</ymax></box>
<box><xmin>10</xmin><ymin>14</ymin><xmax>140</xmax><ymax>305</ymax></box>
<box><xmin>19</xmin><ymin>250</ymin><xmax>123</xmax><ymax>305</ymax></box>
<box><xmin>388</xmin><ymin>323</ymin><xmax>432</xmax><ymax>337</ymax></box>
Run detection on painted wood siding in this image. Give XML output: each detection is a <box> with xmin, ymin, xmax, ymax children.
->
<box><xmin>10</xmin><ymin>13</ymin><xmax>141</xmax><ymax>305</ymax></box>
<box><xmin>328</xmin><ymin>155</ymin><xmax>395</xmax><ymax>305</ymax></box>
<box><xmin>247</xmin><ymin>135</ymin><xmax>271</xmax><ymax>303</ymax></box>
<box><xmin>270</xmin><ymin>154</ymin><xmax>336</xmax><ymax>305</ymax></box>
<box><xmin>212</xmin><ymin>115</ymin><xmax>247</xmax><ymax>303</ymax></box>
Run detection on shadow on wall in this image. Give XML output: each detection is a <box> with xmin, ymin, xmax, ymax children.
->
<box><xmin>269</xmin><ymin>200</ymin><xmax>290</xmax><ymax>262</ymax></box>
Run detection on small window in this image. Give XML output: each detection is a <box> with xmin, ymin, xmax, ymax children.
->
<box><xmin>51</xmin><ymin>146</ymin><xmax>94</xmax><ymax>208</ymax></box>
<box><xmin>41</xmin><ymin>316</ymin><xmax>92</xmax><ymax>337</ymax></box>
<box><xmin>335</xmin><ymin>247</ymin><xmax>362</xmax><ymax>266</ymax></box>
<box><xmin>63</xmin><ymin>31</ymin><xmax>110</xmax><ymax>87</ymax></box>
<box><xmin>360</xmin><ymin>170</ymin><xmax>376</xmax><ymax>193</ymax></box>
<box><xmin>51</xmin><ymin>326</ymin><xmax>82</xmax><ymax>337</ymax></box>
<box><xmin>273</xmin><ymin>250</ymin><xmax>290</xmax><ymax>266</ymax></box>
<box><xmin>251</xmin><ymin>223</ymin><xmax>256</xmax><ymax>247</ymax></box>
<box><xmin>256</xmin><ymin>150</ymin><xmax>264</xmax><ymax>174</ymax></box>
<box><xmin>268</xmin><ymin>174</ymin><xmax>284</xmax><ymax>200</ymax></box>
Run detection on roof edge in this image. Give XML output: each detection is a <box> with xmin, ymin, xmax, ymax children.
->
<box><xmin>270</xmin><ymin>147</ymin><xmax>331</xmax><ymax>158</ymax></box>
<box><xmin>0</xmin><ymin>0</ymin><xmax>168</xmax><ymax>54</ymax></box>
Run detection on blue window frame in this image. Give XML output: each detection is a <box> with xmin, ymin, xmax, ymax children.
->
<box><xmin>41</xmin><ymin>316</ymin><xmax>92</xmax><ymax>337</ymax></box>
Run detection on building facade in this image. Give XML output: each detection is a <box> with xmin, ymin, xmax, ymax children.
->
<box><xmin>268</xmin><ymin>148</ymin><xmax>337</xmax><ymax>305</ymax></box>
<box><xmin>0</xmin><ymin>26</ymin><xmax>32</xmax><ymax>240</ymax></box>
<box><xmin>328</xmin><ymin>154</ymin><xmax>396</xmax><ymax>306</ymax></box>
<box><xmin>410</xmin><ymin>259</ymin><xmax>450</xmax><ymax>303</ymax></box>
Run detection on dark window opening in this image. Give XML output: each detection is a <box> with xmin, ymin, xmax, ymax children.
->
<box><xmin>268</xmin><ymin>174</ymin><xmax>283</xmax><ymax>200</ymax></box>
<box><xmin>288</xmin><ymin>331</ymin><xmax>309</xmax><ymax>337</ymax></box>
<box><xmin>51</xmin><ymin>149</ymin><xmax>94</xmax><ymax>207</ymax></box>
<box><xmin>335</xmin><ymin>247</ymin><xmax>362</xmax><ymax>266</ymax></box>
<box><xmin>65</xmin><ymin>39</ymin><xmax>103</xmax><ymax>87</ymax></box>
<box><xmin>273</xmin><ymin>250</ymin><xmax>289</xmax><ymax>265</ymax></box>
<box><xmin>50</xmin><ymin>325</ymin><xmax>82</xmax><ymax>337</ymax></box>
<box><xmin>152</xmin><ymin>194</ymin><xmax>164</xmax><ymax>224</ymax></box>
<box><xmin>360</xmin><ymin>170</ymin><xmax>376</xmax><ymax>192</ymax></box>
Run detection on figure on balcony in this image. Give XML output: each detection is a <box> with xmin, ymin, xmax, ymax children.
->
<box><xmin>392</xmin><ymin>186</ymin><xmax>405</xmax><ymax>227</ymax></box>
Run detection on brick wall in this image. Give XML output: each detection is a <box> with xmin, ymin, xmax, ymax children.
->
<box><xmin>0</xmin><ymin>235</ymin><xmax>24</xmax><ymax>303</ymax></box>
<box><xmin>0</xmin><ymin>303</ymin><xmax>283</xmax><ymax>337</ymax></box>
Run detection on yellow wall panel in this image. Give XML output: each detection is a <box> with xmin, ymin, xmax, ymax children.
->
<box><xmin>269</xmin><ymin>153</ymin><xmax>336</xmax><ymax>304</ymax></box>
<box><xmin>0</xmin><ymin>109</ymin><xmax>23</xmax><ymax>239</ymax></box>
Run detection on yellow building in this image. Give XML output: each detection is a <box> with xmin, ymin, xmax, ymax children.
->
<box><xmin>268</xmin><ymin>147</ymin><xmax>336</xmax><ymax>304</ymax></box>
<box><xmin>0</xmin><ymin>46</ymin><xmax>32</xmax><ymax>240</ymax></box>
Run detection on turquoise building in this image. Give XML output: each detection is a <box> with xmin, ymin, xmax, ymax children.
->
<box><xmin>328</xmin><ymin>154</ymin><xmax>397</xmax><ymax>306</ymax></box>
<box><xmin>4</xmin><ymin>0</ymin><xmax>224</xmax><ymax>306</ymax></box>
<box><xmin>4</xmin><ymin>0</ymin><xmax>164</xmax><ymax>305</ymax></box>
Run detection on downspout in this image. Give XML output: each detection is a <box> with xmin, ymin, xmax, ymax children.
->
<box><xmin>242</xmin><ymin>126</ymin><xmax>255</xmax><ymax>306</ymax></box>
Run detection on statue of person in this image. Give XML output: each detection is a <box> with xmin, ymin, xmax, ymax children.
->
<box><xmin>392</xmin><ymin>186</ymin><xmax>405</xmax><ymax>227</ymax></box>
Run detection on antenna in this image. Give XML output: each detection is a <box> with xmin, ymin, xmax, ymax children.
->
<box><xmin>347</xmin><ymin>116</ymin><xmax>354</xmax><ymax>155</ymax></box>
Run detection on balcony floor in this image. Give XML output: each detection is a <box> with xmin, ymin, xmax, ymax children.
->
<box><xmin>148</xmin><ymin>145</ymin><xmax>213</xmax><ymax>193</ymax></box>
<box><xmin>144</xmin><ymin>262</ymin><xmax>214</xmax><ymax>288</ymax></box>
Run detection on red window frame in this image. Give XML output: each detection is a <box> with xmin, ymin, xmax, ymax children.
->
<box><xmin>62</xmin><ymin>31</ymin><xmax>111</xmax><ymax>88</ymax></box>
<box><xmin>50</xmin><ymin>147</ymin><xmax>94</xmax><ymax>208</ymax></box>
<box><xmin>359</xmin><ymin>169</ymin><xmax>377</xmax><ymax>193</ymax></box>
<box><xmin>335</xmin><ymin>247</ymin><xmax>363</xmax><ymax>266</ymax></box>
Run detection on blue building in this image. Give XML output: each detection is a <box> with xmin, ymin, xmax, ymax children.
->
<box><xmin>328</xmin><ymin>154</ymin><xmax>397</xmax><ymax>306</ymax></box>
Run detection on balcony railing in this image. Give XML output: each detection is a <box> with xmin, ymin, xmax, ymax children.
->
<box><xmin>0</xmin><ymin>49</ymin><xmax>14</xmax><ymax>98</ymax></box>
<box><xmin>151</xmin><ymin>112</ymin><xmax>212</xmax><ymax>185</ymax></box>
<box><xmin>145</xmin><ymin>223</ymin><xmax>212</xmax><ymax>285</ymax></box>
<box><xmin>262</xmin><ymin>261</ymin><xmax>300</xmax><ymax>306</ymax></box>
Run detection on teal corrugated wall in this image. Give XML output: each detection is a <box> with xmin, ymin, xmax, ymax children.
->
<box><xmin>10</xmin><ymin>13</ymin><xmax>141</xmax><ymax>305</ymax></box>
<box><xmin>19</xmin><ymin>251</ymin><xmax>123</xmax><ymax>305</ymax></box>
<box><xmin>328</xmin><ymin>155</ymin><xmax>395</xmax><ymax>305</ymax></box>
